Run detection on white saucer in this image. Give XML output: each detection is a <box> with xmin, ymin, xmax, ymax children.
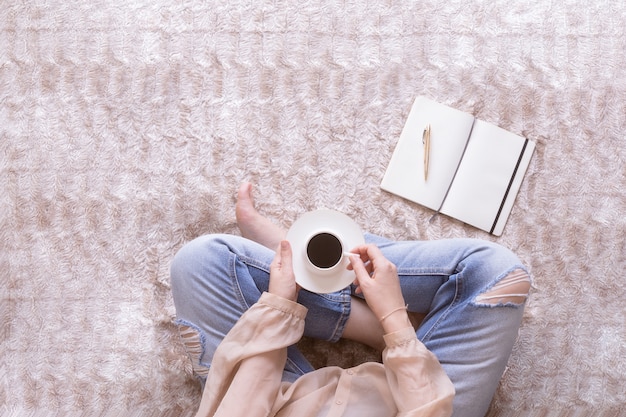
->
<box><xmin>286</xmin><ymin>209</ymin><xmax>365</xmax><ymax>294</ymax></box>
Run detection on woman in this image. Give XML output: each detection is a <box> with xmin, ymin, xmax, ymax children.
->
<box><xmin>170</xmin><ymin>183</ymin><xmax>531</xmax><ymax>417</ymax></box>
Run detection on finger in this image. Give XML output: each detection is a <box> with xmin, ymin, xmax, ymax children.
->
<box><xmin>362</xmin><ymin>245</ymin><xmax>394</xmax><ymax>276</ymax></box>
<box><xmin>363</xmin><ymin>260</ymin><xmax>373</xmax><ymax>276</ymax></box>
<box><xmin>349</xmin><ymin>253</ymin><xmax>371</xmax><ymax>283</ymax></box>
<box><xmin>351</xmin><ymin>244</ymin><xmax>380</xmax><ymax>267</ymax></box>
<box><xmin>363</xmin><ymin>244</ymin><xmax>385</xmax><ymax>264</ymax></box>
<box><xmin>351</xmin><ymin>275</ymin><xmax>362</xmax><ymax>294</ymax></box>
<box><xmin>351</xmin><ymin>254</ymin><xmax>373</xmax><ymax>275</ymax></box>
<box><xmin>279</xmin><ymin>240</ymin><xmax>293</xmax><ymax>274</ymax></box>
<box><xmin>348</xmin><ymin>247</ymin><xmax>376</xmax><ymax>276</ymax></box>
<box><xmin>271</xmin><ymin>242</ymin><xmax>283</xmax><ymax>271</ymax></box>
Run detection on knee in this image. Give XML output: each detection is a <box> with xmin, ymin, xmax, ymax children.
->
<box><xmin>463</xmin><ymin>240</ymin><xmax>532</xmax><ymax>307</ymax></box>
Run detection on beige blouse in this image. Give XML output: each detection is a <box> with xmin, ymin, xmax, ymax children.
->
<box><xmin>194</xmin><ymin>292</ymin><xmax>454</xmax><ymax>417</ymax></box>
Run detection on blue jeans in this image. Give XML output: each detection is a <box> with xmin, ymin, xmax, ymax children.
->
<box><xmin>170</xmin><ymin>233</ymin><xmax>530</xmax><ymax>417</ymax></box>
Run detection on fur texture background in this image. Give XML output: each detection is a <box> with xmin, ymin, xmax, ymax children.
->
<box><xmin>1</xmin><ymin>0</ymin><xmax>625</xmax><ymax>415</ymax></box>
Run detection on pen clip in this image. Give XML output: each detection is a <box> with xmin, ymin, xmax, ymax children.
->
<box><xmin>422</xmin><ymin>124</ymin><xmax>431</xmax><ymax>181</ymax></box>
<box><xmin>422</xmin><ymin>125</ymin><xmax>430</xmax><ymax>145</ymax></box>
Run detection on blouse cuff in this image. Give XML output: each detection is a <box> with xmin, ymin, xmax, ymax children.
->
<box><xmin>383</xmin><ymin>326</ymin><xmax>418</xmax><ymax>348</ymax></box>
<box><xmin>257</xmin><ymin>292</ymin><xmax>308</xmax><ymax>320</ymax></box>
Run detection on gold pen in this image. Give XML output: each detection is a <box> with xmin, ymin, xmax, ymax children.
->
<box><xmin>422</xmin><ymin>124</ymin><xmax>431</xmax><ymax>181</ymax></box>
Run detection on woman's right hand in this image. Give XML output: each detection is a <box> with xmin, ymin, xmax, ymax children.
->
<box><xmin>348</xmin><ymin>244</ymin><xmax>411</xmax><ymax>334</ymax></box>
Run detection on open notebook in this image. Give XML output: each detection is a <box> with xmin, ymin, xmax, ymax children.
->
<box><xmin>381</xmin><ymin>96</ymin><xmax>535</xmax><ymax>236</ymax></box>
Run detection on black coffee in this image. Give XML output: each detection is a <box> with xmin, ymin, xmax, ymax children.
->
<box><xmin>306</xmin><ymin>232</ymin><xmax>343</xmax><ymax>269</ymax></box>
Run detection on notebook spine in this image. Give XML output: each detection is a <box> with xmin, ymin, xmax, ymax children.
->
<box><xmin>490</xmin><ymin>138</ymin><xmax>530</xmax><ymax>234</ymax></box>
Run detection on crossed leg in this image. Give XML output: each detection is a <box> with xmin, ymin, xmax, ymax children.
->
<box><xmin>183</xmin><ymin>182</ymin><xmax>531</xmax><ymax>417</ymax></box>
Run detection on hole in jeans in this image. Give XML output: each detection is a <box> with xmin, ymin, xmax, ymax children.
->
<box><xmin>178</xmin><ymin>324</ymin><xmax>210</xmax><ymax>378</ymax></box>
<box><xmin>475</xmin><ymin>269</ymin><xmax>531</xmax><ymax>306</ymax></box>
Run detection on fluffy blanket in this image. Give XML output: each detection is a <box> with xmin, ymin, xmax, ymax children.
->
<box><xmin>1</xmin><ymin>0</ymin><xmax>625</xmax><ymax>415</ymax></box>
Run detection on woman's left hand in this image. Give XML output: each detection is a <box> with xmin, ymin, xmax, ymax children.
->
<box><xmin>269</xmin><ymin>240</ymin><xmax>300</xmax><ymax>302</ymax></box>
<box><xmin>348</xmin><ymin>244</ymin><xmax>410</xmax><ymax>333</ymax></box>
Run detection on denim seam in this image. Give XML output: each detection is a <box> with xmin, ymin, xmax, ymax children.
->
<box><xmin>397</xmin><ymin>267</ymin><xmax>456</xmax><ymax>276</ymax></box>
<box><xmin>327</xmin><ymin>287</ymin><xmax>352</xmax><ymax>343</ymax></box>
<box><xmin>285</xmin><ymin>354</ymin><xmax>308</xmax><ymax>376</ymax></box>
<box><xmin>417</xmin><ymin>270</ymin><xmax>463</xmax><ymax>344</ymax></box>
<box><xmin>238</xmin><ymin>253</ymin><xmax>271</xmax><ymax>273</ymax></box>
<box><xmin>230</xmin><ymin>252</ymin><xmax>265</xmax><ymax>311</ymax></box>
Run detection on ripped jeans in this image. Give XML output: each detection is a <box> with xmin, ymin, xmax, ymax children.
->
<box><xmin>170</xmin><ymin>233</ymin><xmax>531</xmax><ymax>417</ymax></box>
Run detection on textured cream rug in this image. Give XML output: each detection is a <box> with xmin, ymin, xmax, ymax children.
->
<box><xmin>2</xmin><ymin>0</ymin><xmax>625</xmax><ymax>415</ymax></box>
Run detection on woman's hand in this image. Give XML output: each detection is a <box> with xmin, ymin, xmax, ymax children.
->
<box><xmin>269</xmin><ymin>240</ymin><xmax>300</xmax><ymax>302</ymax></box>
<box><xmin>348</xmin><ymin>244</ymin><xmax>411</xmax><ymax>333</ymax></box>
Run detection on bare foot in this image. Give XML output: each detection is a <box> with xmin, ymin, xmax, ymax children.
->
<box><xmin>235</xmin><ymin>182</ymin><xmax>286</xmax><ymax>250</ymax></box>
